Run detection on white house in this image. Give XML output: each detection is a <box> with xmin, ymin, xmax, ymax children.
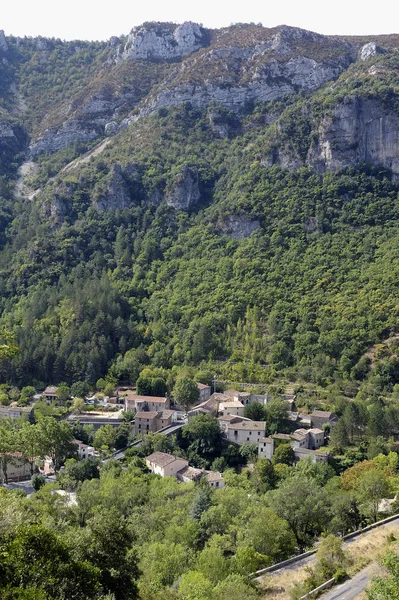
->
<box><xmin>224</xmin><ymin>420</ymin><xmax>266</xmax><ymax>445</ymax></box>
<box><xmin>258</xmin><ymin>437</ymin><xmax>274</xmax><ymax>459</ymax></box>
<box><xmin>205</xmin><ymin>471</ymin><xmax>225</xmax><ymax>489</ymax></box>
<box><xmin>71</xmin><ymin>439</ymin><xmax>95</xmax><ymax>459</ymax></box>
<box><xmin>197</xmin><ymin>383</ymin><xmax>212</xmax><ymax>403</ymax></box>
<box><xmin>145</xmin><ymin>452</ymin><xmax>189</xmax><ymax>478</ymax></box>
<box><xmin>218</xmin><ymin>400</ymin><xmax>245</xmax><ymax>417</ymax></box>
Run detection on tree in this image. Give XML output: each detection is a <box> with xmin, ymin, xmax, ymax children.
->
<box><xmin>264</xmin><ymin>398</ymin><xmax>289</xmax><ymax>432</ymax></box>
<box><xmin>71</xmin><ymin>381</ymin><xmax>89</xmax><ymax>398</ymax></box>
<box><xmin>173</xmin><ymin>377</ymin><xmax>199</xmax><ymax>410</ymax></box>
<box><xmin>368</xmin><ymin>551</ymin><xmax>399</xmax><ymax>600</ymax></box>
<box><xmin>0</xmin><ymin>420</ymin><xmax>18</xmax><ymax>484</ymax></box>
<box><xmin>251</xmin><ymin>457</ymin><xmax>276</xmax><ymax>493</ymax></box>
<box><xmin>56</xmin><ymin>385</ymin><xmax>71</xmax><ymax>403</ymax></box>
<box><xmin>0</xmin><ymin>524</ymin><xmax>101</xmax><ymax>599</ymax></box>
<box><xmin>236</xmin><ymin>505</ymin><xmax>296</xmax><ymax>560</ymax></box>
<box><xmin>94</xmin><ymin>424</ymin><xmax>117</xmax><ymax>450</ymax></box>
<box><xmin>354</xmin><ymin>469</ymin><xmax>390</xmax><ymax>523</ymax></box>
<box><xmin>72</xmin><ymin>397</ymin><xmax>85</xmax><ymax>414</ymax></box>
<box><xmin>272</xmin><ymin>443</ymin><xmax>295</xmax><ymax>466</ymax></box>
<box><xmin>19</xmin><ymin>422</ymin><xmax>45</xmax><ymax>475</ymax></box>
<box><xmin>20</xmin><ymin>386</ymin><xmax>36</xmax><ymax>402</ymax></box>
<box><xmin>190</xmin><ymin>487</ymin><xmax>211</xmax><ymax>521</ymax></box>
<box><xmin>58</xmin><ymin>457</ymin><xmax>101</xmax><ymax>490</ymax></box>
<box><xmin>267</xmin><ymin>474</ymin><xmax>331</xmax><ymax>548</ymax></box>
<box><xmin>37</xmin><ymin>417</ymin><xmax>75</xmax><ymax>472</ymax></box>
<box><xmin>182</xmin><ymin>414</ymin><xmax>222</xmax><ymax>465</ymax></box>
<box><xmin>244</xmin><ymin>402</ymin><xmax>266</xmax><ymax>421</ymax></box>
<box><xmin>178</xmin><ymin>571</ymin><xmax>213</xmax><ymax>600</ymax></box>
<box><xmin>31</xmin><ymin>473</ymin><xmax>46</xmax><ymax>491</ymax></box>
<box><xmin>330</xmin><ymin>418</ymin><xmax>350</xmax><ymax>450</ymax></box>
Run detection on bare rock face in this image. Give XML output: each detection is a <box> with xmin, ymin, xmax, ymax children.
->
<box><xmin>218</xmin><ymin>215</ymin><xmax>261</xmax><ymax>239</ymax></box>
<box><xmin>0</xmin><ymin>30</ymin><xmax>8</xmax><ymax>52</ymax></box>
<box><xmin>165</xmin><ymin>166</ymin><xmax>201</xmax><ymax>209</ymax></box>
<box><xmin>93</xmin><ymin>164</ymin><xmax>133</xmax><ymax>211</ymax></box>
<box><xmin>120</xmin><ymin>21</ymin><xmax>206</xmax><ymax>61</ymax></box>
<box><xmin>359</xmin><ymin>42</ymin><xmax>384</xmax><ymax>61</ymax></box>
<box><xmin>30</xmin><ymin>121</ymin><xmax>101</xmax><ymax>157</ymax></box>
<box><xmin>308</xmin><ymin>98</ymin><xmax>399</xmax><ymax>179</ymax></box>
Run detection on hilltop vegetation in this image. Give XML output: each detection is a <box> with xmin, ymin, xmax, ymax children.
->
<box><xmin>0</xmin><ymin>23</ymin><xmax>398</xmax><ymax>393</ymax></box>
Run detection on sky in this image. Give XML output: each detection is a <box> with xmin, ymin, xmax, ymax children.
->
<box><xmin>2</xmin><ymin>0</ymin><xmax>398</xmax><ymax>41</ymax></box>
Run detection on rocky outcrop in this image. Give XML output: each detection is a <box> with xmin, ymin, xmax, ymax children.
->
<box><xmin>93</xmin><ymin>164</ymin><xmax>136</xmax><ymax>211</ymax></box>
<box><xmin>359</xmin><ymin>42</ymin><xmax>384</xmax><ymax>61</ymax></box>
<box><xmin>30</xmin><ymin>120</ymin><xmax>102</xmax><ymax>157</ymax></box>
<box><xmin>0</xmin><ymin>30</ymin><xmax>8</xmax><ymax>52</ymax></box>
<box><xmin>165</xmin><ymin>166</ymin><xmax>201</xmax><ymax>210</ymax></box>
<box><xmin>118</xmin><ymin>21</ymin><xmax>206</xmax><ymax>61</ymax></box>
<box><xmin>217</xmin><ymin>215</ymin><xmax>261</xmax><ymax>239</ymax></box>
<box><xmin>308</xmin><ymin>98</ymin><xmax>399</xmax><ymax>179</ymax></box>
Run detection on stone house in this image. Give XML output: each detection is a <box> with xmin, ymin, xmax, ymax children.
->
<box><xmin>205</xmin><ymin>470</ymin><xmax>225</xmax><ymax>489</ymax></box>
<box><xmin>134</xmin><ymin>409</ymin><xmax>176</xmax><ymax>436</ymax></box>
<box><xmin>125</xmin><ymin>395</ymin><xmax>170</xmax><ymax>413</ymax></box>
<box><xmin>310</xmin><ymin>410</ymin><xmax>338</xmax><ymax>429</ymax></box>
<box><xmin>197</xmin><ymin>383</ymin><xmax>212</xmax><ymax>403</ymax></box>
<box><xmin>0</xmin><ymin>405</ymin><xmax>33</xmax><ymax>420</ymax></box>
<box><xmin>42</xmin><ymin>386</ymin><xmax>58</xmax><ymax>402</ymax></box>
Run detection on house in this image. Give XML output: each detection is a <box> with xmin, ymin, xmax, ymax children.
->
<box><xmin>0</xmin><ymin>405</ymin><xmax>33</xmax><ymax>420</ymax></box>
<box><xmin>134</xmin><ymin>409</ymin><xmax>176</xmax><ymax>436</ymax></box>
<box><xmin>187</xmin><ymin>393</ymin><xmax>226</xmax><ymax>418</ymax></box>
<box><xmin>224</xmin><ymin>389</ymin><xmax>269</xmax><ymax>407</ymax></box>
<box><xmin>218</xmin><ymin>400</ymin><xmax>245</xmax><ymax>417</ymax></box>
<box><xmin>224</xmin><ymin>420</ymin><xmax>266</xmax><ymax>445</ymax></box>
<box><xmin>197</xmin><ymin>383</ymin><xmax>212</xmax><ymax>403</ymax></box>
<box><xmin>310</xmin><ymin>410</ymin><xmax>338</xmax><ymax>429</ymax></box>
<box><xmin>42</xmin><ymin>386</ymin><xmax>58</xmax><ymax>402</ymax></box>
<box><xmin>0</xmin><ymin>452</ymin><xmax>30</xmax><ymax>482</ymax></box>
<box><xmin>146</xmin><ymin>452</ymin><xmax>189</xmax><ymax>478</ymax></box>
<box><xmin>308</xmin><ymin>428</ymin><xmax>325</xmax><ymax>450</ymax></box>
<box><xmin>205</xmin><ymin>471</ymin><xmax>225</xmax><ymax>489</ymax></box>
<box><xmin>71</xmin><ymin>439</ymin><xmax>95</xmax><ymax>459</ymax></box>
<box><xmin>289</xmin><ymin>429</ymin><xmax>309</xmax><ymax>449</ymax></box>
<box><xmin>258</xmin><ymin>437</ymin><xmax>274</xmax><ymax>459</ymax></box>
<box><xmin>125</xmin><ymin>395</ymin><xmax>170</xmax><ymax>413</ymax></box>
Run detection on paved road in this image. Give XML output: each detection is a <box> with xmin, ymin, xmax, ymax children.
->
<box><xmin>320</xmin><ymin>563</ymin><xmax>378</xmax><ymax>600</ymax></box>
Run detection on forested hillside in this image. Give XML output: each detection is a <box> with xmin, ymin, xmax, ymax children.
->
<box><xmin>0</xmin><ymin>23</ymin><xmax>399</xmax><ymax>389</ymax></box>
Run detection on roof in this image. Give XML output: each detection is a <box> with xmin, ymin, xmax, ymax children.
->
<box><xmin>177</xmin><ymin>465</ymin><xmax>203</xmax><ymax>480</ymax></box>
<box><xmin>291</xmin><ymin>431</ymin><xmax>308</xmax><ymax>441</ymax></box>
<box><xmin>158</xmin><ymin>409</ymin><xmax>175</xmax><ymax>419</ymax></box>
<box><xmin>259</xmin><ymin>437</ymin><xmax>274</xmax><ymax>443</ymax></box>
<box><xmin>197</xmin><ymin>383</ymin><xmax>211</xmax><ymax>390</ymax></box>
<box><xmin>135</xmin><ymin>411</ymin><xmax>159</xmax><ymax>419</ymax></box>
<box><xmin>309</xmin><ymin>428</ymin><xmax>324</xmax><ymax>434</ymax></box>
<box><xmin>43</xmin><ymin>386</ymin><xmax>58</xmax><ymax>395</ymax></box>
<box><xmin>227</xmin><ymin>420</ymin><xmax>266</xmax><ymax>431</ymax></box>
<box><xmin>272</xmin><ymin>433</ymin><xmax>292</xmax><ymax>440</ymax></box>
<box><xmin>219</xmin><ymin>401</ymin><xmax>244</xmax><ymax>408</ymax></box>
<box><xmin>218</xmin><ymin>414</ymin><xmax>247</xmax><ymax>422</ymax></box>
<box><xmin>310</xmin><ymin>410</ymin><xmax>336</xmax><ymax>419</ymax></box>
<box><xmin>205</xmin><ymin>470</ymin><xmax>224</xmax><ymax>482</ymax></box>
<box><xmin>130</xmin><ymin>395</ymin><xmax>167</xmax><ymax>402</ymax></box>
<box><xmin>145</xmin><ymin>452</ymin><xmax>185</xmax><ymax>468</ymax></box>
<box><xmin>71</xmin><ymin>439</ymin><xmax>84</xmax><ymax>445</ymax></box>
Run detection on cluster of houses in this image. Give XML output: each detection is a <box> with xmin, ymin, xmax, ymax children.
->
<box><xmin>145</xmin><ymin>451</ymin><xmax>225</xmax><ymax>489</ymax></box>
<box><xmin>184</xmin><ymin>387</ymin><xmax>337</xmax><ymax>464</ymax></box>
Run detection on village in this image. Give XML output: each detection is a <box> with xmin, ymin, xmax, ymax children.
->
<box><xmin>0</xmin><ymin>380</ymin><xmax>337</xmax><ymax>487</ymax></box>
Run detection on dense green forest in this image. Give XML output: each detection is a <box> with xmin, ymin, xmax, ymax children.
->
<box><xmin>0</xmin><ymin>24</ymin><xmax>399</xmax><ymax>394</ymax></box>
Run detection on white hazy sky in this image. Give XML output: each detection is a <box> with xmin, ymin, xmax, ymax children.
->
<box><xmin>2</xmin><ymin>0</ymin><xmax>398</xmax><ymax>41</ymax></box>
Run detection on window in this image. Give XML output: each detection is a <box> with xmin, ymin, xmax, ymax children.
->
<box><xmin>234</xmin><ymin>431</ymin><xmax>238</xmax><ymax>435</ymax></box>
